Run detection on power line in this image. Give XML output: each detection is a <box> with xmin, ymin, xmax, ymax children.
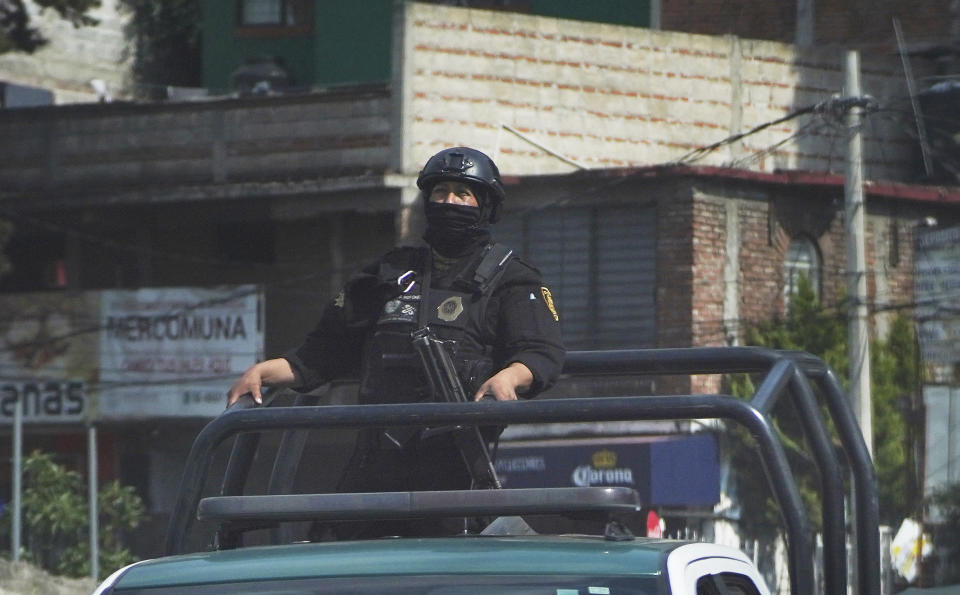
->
<box><xmin>0</xmin><ymin>93</ymin><xmax>939</xmax><ymax>371</ymax></box>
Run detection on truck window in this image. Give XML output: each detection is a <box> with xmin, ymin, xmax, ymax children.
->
<box><xmin>696</xmin><ymin>572</ymin><xmax>762</xmax><ymax>595</ymax></box>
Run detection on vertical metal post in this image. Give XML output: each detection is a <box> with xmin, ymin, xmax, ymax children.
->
<box><xmin>844</xmin><ymin>50</ymin><xmax>873</xmax><ymax>460</ymax></box>
<box><xmin>11</xmin><ymin>391</ymin><xmax>22</xmax><ymax>561</ymax></box>
<box><xmin>88</xmin><ymin>423</ymin><xmax>99</xmax><ymax>580</ymax></box>
<box><xmin>796</xmin><ymin>0</ymin><xmax>814</xmax><ymax>46</ymax></box>
<box><xmin>846</xmin><ymin>50</ymin><xmax>874</xmax><ymax>595</ymax></box>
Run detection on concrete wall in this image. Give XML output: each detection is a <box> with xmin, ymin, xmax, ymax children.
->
<box><xmin>0</xmin><ymin>0</ymin><xmax>132</xmax><ymax>103</ymax></box>
<box><xmin>0</xmin><ymin>87</ymin><xmax>393</xmax><ymax>203</ymax></box>
<box><xmin>398</xmin><ymin>2</ymin><xmax>916</xmax><ymax>182</ymax></box>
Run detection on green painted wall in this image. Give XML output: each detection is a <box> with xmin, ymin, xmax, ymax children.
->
<box><xmin>201</xmin><ymin>1</ymin><xmax>651</xmax><ymax>92</ymax></box>
<box><xmin>202</xmin><ymin>0</ymin><xmax>392</xmax><ymax>92</ymax></box>
<box><xmin>314</xmin><ymin>1</ymin><xmax>394</xmax><ymax>86</ymax></box>
<box><xmin>202</xmin><ymin>1</ymin><xmax>318</xmax><ymax>93</ymax></box>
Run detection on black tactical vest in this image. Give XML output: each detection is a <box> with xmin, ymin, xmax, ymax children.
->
<box><xmin>357</xmin><ymin>243</ymin><xmax>514</xmax><ymax>406</ymax></box>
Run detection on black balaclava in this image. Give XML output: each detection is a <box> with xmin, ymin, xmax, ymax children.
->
<box><xmin>422</xmin><ymin>184</ymin><xmax>491</xmax><ymax>258</ymax></box>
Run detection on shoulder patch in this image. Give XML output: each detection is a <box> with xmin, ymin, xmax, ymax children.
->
<box><xmin>540</xmin><ymin>286</ymin><xmax>559</xmax><ymax>321</ymax></box>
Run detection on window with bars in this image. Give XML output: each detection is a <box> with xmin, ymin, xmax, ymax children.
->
<box><xmin>237</xmin><ymin>0</ymin><xmax>312</xmax><ymax>35</ymax></box>
<box><xmin>783</xmin><ymin>235</ymin><xmax>821</xmax><ymax>311</ymax></box>
<box><xmin>495</xmin><ymin>204</ymin><xmax>656</xmax><ymax>349</ymax></box>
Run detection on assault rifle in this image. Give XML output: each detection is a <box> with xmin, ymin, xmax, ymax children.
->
<box><xmin>411</xmin><ymin>327</ymin><xmax>502</xmax><ymax>489</ymax></box>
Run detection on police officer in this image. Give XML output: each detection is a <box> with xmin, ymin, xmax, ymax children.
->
<box><xmin>227</xmin><ymin>146</ymin><xmax>564</xmax><ymax>536</ymax></box>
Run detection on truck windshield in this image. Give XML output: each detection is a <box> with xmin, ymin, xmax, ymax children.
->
<box><xmin>115</xmin><ymin>574</ymin><xmax>663</xmax><ymax>594</ymax></box>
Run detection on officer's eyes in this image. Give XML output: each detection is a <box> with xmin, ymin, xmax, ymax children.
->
<box><xmin>432</xmin><ymin>187</ymin><xmax>473</xmax><ymax>200</ymax></box>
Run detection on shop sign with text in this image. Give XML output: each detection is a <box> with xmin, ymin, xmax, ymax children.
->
<box><xmin>98</xmin><ymin>286</ymin><xmax>263</xmax><ymax>419</ymax></box>
<box><xmin>0</xmin><ymin>292</ymin><xmax>98</xmax><ymax>424</ymax></box>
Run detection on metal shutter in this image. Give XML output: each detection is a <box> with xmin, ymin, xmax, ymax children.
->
<box><xmin>493</xmin><ymin>204</ymin><xmax>655</xmax><ymax>349</ymax></box>
<box><xmin>594</xmin><ymin>205</ymin><xmax>656</xmax><ymax>348</ymax></box>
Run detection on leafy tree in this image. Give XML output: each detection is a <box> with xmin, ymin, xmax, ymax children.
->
<box><xmin>20</xmin><ymin>449</ymin><xmax>86</xmax><ymax>571</ymax></box>
<box><xmin>725</xmin><ymin>275</ymin><xmax>918</xmax><ymax>539</ymax></box>
<box><xmin>4</xmin><ymin>450</ymin><xmax>145</xmax><ymax>579</ymax></box>
<box><xmin>0</xmin><ymin>0</ymin><xmax>201</xmax><ymax>94</ymax></box>
<box><xmin>0</xmin><ymin>0</ymin><xmax>100</xmax><ymax>54</ymax></box>
<box><xmin>118</xmin><ymin>0</ymin><xmax>201</xmax><ymax>94</ymax></box>
<box><xmin>871</xmin><ymin>314</ymin><xmax>920</xmax><ymax>525</ymax></box>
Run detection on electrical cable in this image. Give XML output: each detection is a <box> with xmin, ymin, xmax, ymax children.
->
<box><xmin>0</xmin><ymin>95</ymin><xmax>948</xmax><ymax>376</ymax></box>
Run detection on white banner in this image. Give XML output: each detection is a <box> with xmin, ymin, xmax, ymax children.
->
<box><xmin>98</xmin><ymin>286</ymin><xmax>263</xmax><ymax>419</ymax></box>
<box><xmin>916</xmin><ymin>226</ymin><xmax>960</xmax><ymax>365</ymax></box>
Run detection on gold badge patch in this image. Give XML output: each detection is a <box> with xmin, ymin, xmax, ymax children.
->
<box><xmin>437</xmin><ymin>295</ymin><xmax>464</xmax><ymax>322</ymax></box>
<box><xmin>540</xmin><ymin>287</ymin><xmax>559</xmax><ymax>321</ymax></box>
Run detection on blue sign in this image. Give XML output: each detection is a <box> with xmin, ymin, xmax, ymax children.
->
<box><xmin>495</xmin><ymin>433</ymin><xmax>719</xmax><ymax>507</ymax></box>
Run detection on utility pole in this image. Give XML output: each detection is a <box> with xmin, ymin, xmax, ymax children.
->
<box><xmin>844</xmin><ymin>50</ymin><xmax>874</xmax><ymax>461</ymax></box>
<box><xmin>88</xmin><ymin>423</ymin><xmax>99</xmax><ymax>581</ymax></box>
<box><xmin>12</xmin><ymin>393</ymin><xmax>22</xmax><ymax>562</ymax></box>
<box><xmin>796</xmin><ymin>0</ymin><xmax>814</xmax><ymax>46</ymax></box>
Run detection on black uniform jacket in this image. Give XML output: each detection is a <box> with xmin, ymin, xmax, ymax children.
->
<box><xmin>283</xmin><ymin>244</ymin><xmax>565</xmax><ymax>399</ymax></box>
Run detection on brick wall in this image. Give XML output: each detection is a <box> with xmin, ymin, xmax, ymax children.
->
<box><xmin>689</xmin><ymin>195</ymin><xmax>727</xmax><ymax>394</ymax></box>
<box><xmin>814</xmin><ymin>0</ymin><xmax>953</xmax><ymax>47</ymax></box>
<box><xmin>648</xmin><ymin>173</ymin><xmax>935</xmax><ymax>393</ymax></box>
<box><xmin>660</xmin><ymin>0</ymin><xmax>953</xmax><ymax>48</ymax></box>
<box><xmin>738</xmin><ymin>196</ymin><xmax>784</xmax><ymax>324</ymax></box>
<box><xmin>400</xmin><ymin>2</ymin><xmax>919</xmax><ymax>183</ymax></box>
<box><xmin>661</xmin><ymin>0</ymin><xmax>795</xmax><ymax>44</ymax></box>
<box><xmin>684</xmin><ymin>179</ymin><xmax>927</xmax><ymax>343</ymax></box>
<box><xmin>691</xmin><ymin>196</ymin><xmax>728</xmax><ymax>346</ymax></box>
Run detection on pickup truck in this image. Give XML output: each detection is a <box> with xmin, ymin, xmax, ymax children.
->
<box><xmin>94</xmin><ymin>348</ymin><xmax>879</xmax><ymax>595</ymax></box>
<box><xmin>95</xmin><ymin>528</ymin><xmax>769</xmax><ymax>594</ymax></box>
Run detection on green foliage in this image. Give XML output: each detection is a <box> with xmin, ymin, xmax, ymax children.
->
<box><xmin>870</xmin><ymin>314</ymin><xmax>920</xmax><ymax>525</ymax></box>
<box><xmin>21</xmin><ymin>450</ymin><xmax>86</xmax><ymax>570</ymax></box>
<box><xmin>11</xmin><ymin>450</ymin><xmax>144</xmax><ymax>579</ymax></box>
<box><xmin>925</xmin><ymin>483</ymin><xmax>960</xmax><ymax>585</ymax></box>
<box><xmin>0</xmin><ymin>0</ymin><xmax>100</xmax><ymax>54</ymax></box>
<box><xmin>118</xmin><ymin>0</ymin><xmax>201</xmax><ymax>93</ymax></box>
<box><xmin>743</xmin><ymin>276</ymin><xmax>848</xmax><ymax>376</ymax></box>
<box><xmin>724</xmin><ymin>275</ymin><xmax>918</xmax><ymax>537</ymax></box>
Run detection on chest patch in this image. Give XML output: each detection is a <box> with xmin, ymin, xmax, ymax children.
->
<box><xmin>436</xmin><ymin>295</ymin><xmax>464</xmax><ymax>322</ymax></box>
<box><xmin>378</xmin><ymin>293</ymin><xmax>420</xmax><ymax>324</ymax></box>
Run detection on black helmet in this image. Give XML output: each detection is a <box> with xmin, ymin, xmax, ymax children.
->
<box><xmin>416</xmin><ymin>147</ymin><xmax>506</xmax><ymax>223</ymax></box>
